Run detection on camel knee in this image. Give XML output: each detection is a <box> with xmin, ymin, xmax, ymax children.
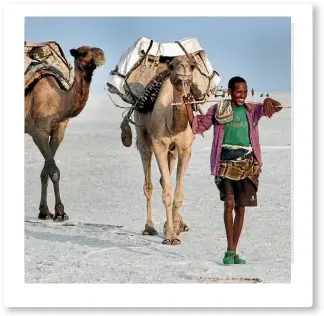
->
<box><xmin>40</xmin><ymin>169</ymin><xmax>48</xmax><ymax>182</ymax></box>
<box><xmin>49</xmin><ymin>168</ymin><xmax>60</xmax><ymax>183</ymax></box>
<box><xmin>46</xmin><ymin>160</ymin><xmax>60</xmax><ymax>183</ymax></box>
<box><xmin>143</xmin><ymin>182</ymin><xmax>153</xmax><ymax>199</ymax></box>
<box><xmin>162</xmin><ymin>192</ymin><xmax>173</xmax><ymax>207</ymax></box>
<box><xmin>173</xmin><ymin>197</ymin><xmax>183</xmax><ymax>208</ymax></box>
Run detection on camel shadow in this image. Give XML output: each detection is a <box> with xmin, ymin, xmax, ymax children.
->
<box><xmin>24</xmin><ymin>216</ymin><xmax>166</xmax><ymax>255</ymax></box>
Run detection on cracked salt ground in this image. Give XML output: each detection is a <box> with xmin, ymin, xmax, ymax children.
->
<box><xmin>25</xmin><ymin>92</ymin><xmax>291</xmax><ymax>283</ymax></box>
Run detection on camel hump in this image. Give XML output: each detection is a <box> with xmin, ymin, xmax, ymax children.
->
<box><xmin>24</xmin><ymin>41</ymin><xmax>74</xmax><ymax>93</ymax></box>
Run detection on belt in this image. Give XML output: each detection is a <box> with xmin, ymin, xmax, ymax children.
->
<box><xmin>234</xmin><ymin>152</ymin><xmax>253</xmax><ymax>161</ymax></box>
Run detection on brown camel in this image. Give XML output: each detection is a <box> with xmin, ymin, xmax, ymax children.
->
<box><xmin>134</xmin><ymin>55</ymin><xmax>215</xmax><ymax>245</ymax></box>
<box><xmin>25</xmin><ymin>46</ymin><xmax>106</xmax><ymax>221</ymax></box>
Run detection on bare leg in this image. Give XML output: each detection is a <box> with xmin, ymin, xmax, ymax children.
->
<box><xmin>172</xmin><ymin>146</ymin><xmax>191</xmax><ymax>234</ymax></box>
<box><xmin>152</xmin><ymin>140</ymin><xmax>178</xmax><ymax>245</ymax></box>
<box><xmin>137</xmin><ymin>131</ymin><xmax>157</xmax><ymax>236</ymax></box>
<box><xmin>224</xmin><ymin>196</ymin><xmax>235</xmax><ymax>251</ymax></box>
<box><xmin>233</xmin><ymin>206</ymin><xmax>245</xmax><ymax>251</ymax></box>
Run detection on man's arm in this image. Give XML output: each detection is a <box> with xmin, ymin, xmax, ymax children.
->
<box><xmin>192</xmin><ymin>104</ymin><xmax>216</xmax><ymax>134</ymax></box>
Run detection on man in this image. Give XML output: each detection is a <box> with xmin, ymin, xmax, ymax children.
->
<box><xmin>192</xmin><ymin>76</ymin><xmax>282</xmax><ymax>264</ymax></box>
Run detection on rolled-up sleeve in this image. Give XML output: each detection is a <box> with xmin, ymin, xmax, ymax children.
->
<box><xmin>192</xmin><ymin>104</ymin><xmax>216</xmax><ymax>134</ymax></box>
<box><xmin>253</xmin><ymin>104</ymin><xmax>264</xmax><ymax>124</ymax></box>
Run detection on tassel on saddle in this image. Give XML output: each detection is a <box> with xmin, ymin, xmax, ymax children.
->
<box><xmin>135</xmin><ymin>69</ymin><xmax>171</xmax><ymax>113</ymax></box>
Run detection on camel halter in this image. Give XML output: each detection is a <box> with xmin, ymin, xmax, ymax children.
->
<box><xmin>175</xmin><ymin>41</ymin><xmax>218</xmax><ymax>101</ymax></box>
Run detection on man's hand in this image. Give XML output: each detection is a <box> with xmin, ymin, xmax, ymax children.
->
<box><xmin>263</xmin><ymin>98</ymin><xmax>282</xmax><ymax>118</ymax></box>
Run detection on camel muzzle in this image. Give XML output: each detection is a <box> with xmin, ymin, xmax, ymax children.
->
<box><xmin>93</xmin><ymin>56</ymin><xmax>106</xmax><ymax>67</ymax></box>
<box><xmin>181</xmin><ymin>80</ymin><xmax>191</xmax><ymax>97</ymax></box>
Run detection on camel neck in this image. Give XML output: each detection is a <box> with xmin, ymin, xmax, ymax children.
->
<box><xmin>172</xmin><ymin>87</ymin><xmax>189</xmax><ymax>133</ymax></box>
<box><xmin>63</xmin><ymin>67</ymin><xmax>93</xmax><ymax>118</ymax></box>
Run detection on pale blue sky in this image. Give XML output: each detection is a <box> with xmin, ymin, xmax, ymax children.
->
<box><xmin>25</xmin><ymin>17</ymin><xmax>291</xmax><ymax>94</ymax></box>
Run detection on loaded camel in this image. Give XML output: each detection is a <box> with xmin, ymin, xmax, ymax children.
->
<box><xmin>134</xmin><ymin>55</ymin><xmax>215</xmax><ymax>245</ymax></box>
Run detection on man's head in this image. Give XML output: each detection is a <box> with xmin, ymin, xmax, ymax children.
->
<box><xmin>228</xmin><ymin>76</ymin><xmax>248</xmax><ymax>106</ymax></box>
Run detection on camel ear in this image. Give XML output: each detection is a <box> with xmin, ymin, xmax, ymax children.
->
<box><xmin>70</xmin><ymin>49</ymin><xmax>79</xmax><ymax>58</ymax></box>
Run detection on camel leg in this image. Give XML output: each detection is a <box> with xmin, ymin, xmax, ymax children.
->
<box><xmin>38</xmin><ymin>162</ymin><xmax>53</xmax><ymax>219</ymax></box>
<box><xmin>137</xmin><ymin>131</ymin><xmax>157</xmax><ymax>236</ymax></box>
<box><xmin>159</xmin><ymin>145</ymin><xmax>177</xmax><ymax>188</ymax></box>
<box><xmin>32</xmin><ymin>131</ymin><xmax>58</xmax><ymax>220</ymax></box>
<box><xmin>172</xmin><ymin>146</ymin><xmax>192</xmax><ymax>235</ymax></box>
<box><xmin>48</xmin><ymin>120</ymin><xmax>69</xmax><ymax>221</ymax></box>
<box><xmin>152</xmin><ymin>141</ymin><xmax>180</xmax><ymax>245</ymax></box>
<box><xmin>32</xmin><ymin>127</ymin><xmax>66</xmax><ymax>222</ymax></box>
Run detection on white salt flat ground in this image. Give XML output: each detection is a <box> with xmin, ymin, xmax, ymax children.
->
<box><xmin>24</xmin><ymin>92</ymin><xmax>291</xmax><ymax>283</ymax></box>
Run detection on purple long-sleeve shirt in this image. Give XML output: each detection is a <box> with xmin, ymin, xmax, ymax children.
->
<box><xmin>192</xmin><ymin>103</ymin><xmax>264</xmax><ymax>176</ymax></box>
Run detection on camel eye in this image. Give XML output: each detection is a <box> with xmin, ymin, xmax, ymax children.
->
<box><xmin>79</xmin><ymin>51</ymin><xmax>88</xmax><ymax>58</ymax></box>
<box><xmin>190</xmin><ymin>64</ymin><xmax>195</xmax><ymax>70</ymax></box>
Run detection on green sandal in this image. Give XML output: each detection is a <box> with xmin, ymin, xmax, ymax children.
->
<box><xmin>234</xmin><ymin>253</ymin><xmax>246</xmax><ymax>264</ymax></box>
<box><xmin>223</xmin><ymin>250</ymin><xmax>235</xmax><ymax>264</ymax></box>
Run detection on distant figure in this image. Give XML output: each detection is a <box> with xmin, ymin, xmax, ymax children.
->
<box><xmin>260</xmin><ymin>93</ymin><xmax>264</xmax><ymax>97</ymax></box>
<box><xmin>251</xmin><ymin>88</ymin><xmax>255</xmax><ymax>97</ymax></box>
<box><xmin>266</xmin><ymin>93</ymin><xmax>270</xmax><ymax>97</ymax></box>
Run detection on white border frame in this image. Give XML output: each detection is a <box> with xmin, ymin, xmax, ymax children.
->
<box><xmin>3</xmin><ymin>3</ymin><xmax>312</xmax><ymax>307</ymax></box>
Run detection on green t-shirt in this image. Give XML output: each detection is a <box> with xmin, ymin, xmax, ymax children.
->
<box><xmin>223</xmin><ymin>105</ymin><xmax>250</xmax><ymax>147</ymax></box>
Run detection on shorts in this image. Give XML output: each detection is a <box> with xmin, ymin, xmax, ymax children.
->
<box><xmin>215</xmin><ymin>177</ymin><xmax>257</xmax><ymax>207</ymax></box>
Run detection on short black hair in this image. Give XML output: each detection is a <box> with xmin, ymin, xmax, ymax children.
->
<box><xmin>228</xmin><ymin>76</ymin><xmax>246</xmax><ymax>91</ymax></box>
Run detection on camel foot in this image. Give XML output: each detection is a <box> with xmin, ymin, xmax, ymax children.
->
<box><xmin>38</xmin><ymin>212</ymin><xmax>54</xmax><ymax>220</ymax></box>
<box><xmin>174</xmin><ymin>219</ymin><xmax>190</xmax><ymax>235</ymax></box>
<box><xmin>142</xmin><ymin>224</ymin><xmax>158</xmax><ymax>236</ymax></box>
<box><xmin>181</xmin><ymin>224</ymin><xmax>189</xmax><ymax>232</ymax></box>
<box><xmin>53</xmin><ymin>213</ymin><xmax>69</xmax><ymax>222</ymax></box>
<box><xmin>162</xmin><ymin>237</ymin><xmax>181</xmax><ymax>245</ymax></box>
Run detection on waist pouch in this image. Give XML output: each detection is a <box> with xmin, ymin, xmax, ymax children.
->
<box><xmin>220</xmin><ymin>148</ymin><xmax>251</xmax><ymax>160</ymax></box>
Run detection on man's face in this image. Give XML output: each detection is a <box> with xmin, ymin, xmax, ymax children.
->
<box><xmin>229</xmin><ymin>82</ymin><xmax>248</xmax><ymax>106</ymax></box>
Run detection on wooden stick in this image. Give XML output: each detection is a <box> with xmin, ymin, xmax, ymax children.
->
<box><xmin>171</xmin><ymin>99</ymin><xmax>290</xmax><ymax>108</ymax></box>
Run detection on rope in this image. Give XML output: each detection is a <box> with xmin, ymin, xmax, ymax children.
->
<box><xmin>107</xmin><ymin>93</ymin><xmax>131</xmax><ymax>109</ymax></box>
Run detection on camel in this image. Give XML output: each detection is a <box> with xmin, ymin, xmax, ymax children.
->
<box><xmin>134</xmin><ymin>55</ymin><xmax>213</xmax><ymax>245</ymax></box>
<box><xmin>25</xmin><ymin>46</ymin><xmax>106</xmax><ymax>221</ymax></box>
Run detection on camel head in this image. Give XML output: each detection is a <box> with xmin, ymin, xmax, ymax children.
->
<box><xmin>169</xmin><ymin>56</ymin><xmax>194</xmax><ymax>96</ymax></box>
<box><xmin>168</xmin><ymin>54</ymin><xmax>220</xmax><ymax>100</ymax></box>
<box><xmin>70</xmin><ymin>46</ymin><xmax>106</xmax><ymax>73</ymax></box>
